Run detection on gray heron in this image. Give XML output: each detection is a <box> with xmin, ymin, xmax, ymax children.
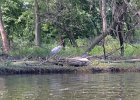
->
<box><xmin>47</xmin><ymin>37</ymin><xmax>65</xmax><ymax>59</ymax></box>
<box><xmin>50</xmin><ymin>45</ymin><xmax>63</xmax><ymax>57</ymax></box>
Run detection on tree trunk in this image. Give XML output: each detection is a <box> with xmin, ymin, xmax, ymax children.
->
<box><xmin>0</xmin><ymin>7</ymin><xmax>9</xmax><ymax>54</ymax></box>
<box><xmin>34</xmin><ymin>0</ymin><xmax>41</xmax><ymax>46</ymax></box>
<box><xmin>117</xmin><ymin>24</ymin><xmax>124</xmax><ymax>56</ymax></box>
<box><xmin>126</xmin><ymin>17</ymin><xmax>135</xmax><ymax>43</ymax></box>
<box><xmin>84</xmin><ymin>14</ymin><xmax>124</xmax><ymax>54</ymax></box>
<box><xmin>68</xmin><ymin>32</ymin><xmax>78</xmax><ymax>47</ymax></box>
<box><xmin>101</xmin><ymin>0</ymin><xmax>107</xmax><ymax>59</ymax></box>
<box><xmin>84</xmin><ymin>29</ymin><xmax>108</xmax><ymax>53</ymax></box>
<box><xmin>84</xmin><ymin>0</ymin><xmax>128</xmax><ymax>54</ymax></box>
<box><xmin>63</xmin><ymin>25</ymin><xmax>78</xmax><ymax>47</ymax></box>
<box><xmin>112</xmin><ymin>0</ymin><xmax>127</xmax><ymax>56</ymax></box>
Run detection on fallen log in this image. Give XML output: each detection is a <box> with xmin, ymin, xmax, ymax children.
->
<box><xmin>50</xmin><ymin>57</ymin><xmax>90</xmax><ymax>67</ymax></box>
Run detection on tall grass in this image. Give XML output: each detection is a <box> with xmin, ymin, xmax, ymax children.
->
<box><xmin>124</xmin><ymin>44</ymin><xmax>140</xmax><ymax>58</ymax></box>
<box><xmin>10</xmin><ymin>46</ymin><xmax>51</xmax><ymax>57</ymax></box>
<box><xmin>89</xmin><ymin>36</ymin><xmax>140</xmax><ymax>58</ymax></box>
<box><xmin>9</xmin><ymin>39</ymin><xmax>86</xmax><ymax>58</ymax></box>
<box><xmin>9</xmin><ymin>36</ymin><xmax>140</xmax><ymax>58</ymax></box>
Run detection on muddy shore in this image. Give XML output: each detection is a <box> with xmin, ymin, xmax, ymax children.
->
<box><xmin>0</xmin><ymin>54</ymin><xmax>140</xmax><ymax>75</ymax></box>
<box><xmin>0</xmin><ymin>65</ymin><xmax>140</xmax><ymax>75</ymax></box>
<box><xmin>0</xmin><ymin>59</ymin><xmax>140</xmax><ymax>75</ymax></box>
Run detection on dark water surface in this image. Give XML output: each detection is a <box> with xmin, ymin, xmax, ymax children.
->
<box><xmin>0</xmin><ymin>73</ymin><xmax>140</xmax><ymax>100</ymax></box>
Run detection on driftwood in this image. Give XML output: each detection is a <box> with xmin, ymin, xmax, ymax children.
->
<box><xmin>50</xmin><ymin>57</ymin><xmax>90</xmax><ymax>67</ymax></box>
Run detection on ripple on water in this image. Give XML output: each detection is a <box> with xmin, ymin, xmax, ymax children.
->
<box><xmin>0</xmin><ymin>73</ymin><xmax>140</xmax><ymax>100</ymax></box>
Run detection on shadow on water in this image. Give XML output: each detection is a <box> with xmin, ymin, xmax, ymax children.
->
<box><xmin>0</xmin><ymin>73</ymin><xmax>140</xmax><ymax>100</ymax></box>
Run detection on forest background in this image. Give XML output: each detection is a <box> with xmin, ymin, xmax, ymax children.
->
<box><xmin>0</xmin><ymin>0</ymin><xmax>140</xmax><ymax>59</ymax></box>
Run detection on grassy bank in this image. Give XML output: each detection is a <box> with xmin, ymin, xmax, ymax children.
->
<box><xmin>8</xmin><ymin>36</ymin><xmax>140</xmax><ymax>59</ymax></box>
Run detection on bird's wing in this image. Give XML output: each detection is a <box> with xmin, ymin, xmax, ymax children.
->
<box><xmin>51</xmin><ymin>46</ymin><xmax>62</xmax><ymax>55</ymax></box>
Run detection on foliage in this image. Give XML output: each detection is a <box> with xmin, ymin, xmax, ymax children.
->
<box><xmin>10</xmin><ymin>45</ymin><xmax>50</xmax><ymax>57</ymax></box>
<box><xmin>9</xmin><ymin>41</ymin><xmax>85</xmax><ymax>57</ymax></box>
<box><xmin>125</xmin><ymin>44</ymin><xmax>140</xmax><ymax>58</ymax></box>
<box><xmin>89</xmin><ymin>36</ymin><xmax>120</xmax><ymax>56</ymax></box>
<box><xmin>89</xmin><ymin>36</ymin><xmax>140</xmax><ymax>57</ymax></box>
<box><xmin>0</xmin><ymin>0</ymin><xmax>139</xmax><ymax>58</ymax></box>
<box><xmin>2</xmin><ymin>0</ymin><xmax>34</xmax><ymax>42</ymax></box>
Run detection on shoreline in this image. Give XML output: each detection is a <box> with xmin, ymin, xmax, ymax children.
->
<box><xmin>0</xmin><ymin>60</ymin><xmax>140</xmax><ymax>75</ymax></box>
<box><xmin>0</xmin><ymin>55</ymin><xmax>140</xmax><ymax>75</ymax></box>
<box><xmin>0</xmin><ymin>66</ymin><xmax>140</xmax><ymax>75</ymax></box>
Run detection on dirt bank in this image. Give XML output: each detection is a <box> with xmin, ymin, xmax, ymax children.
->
<box><xmin>0</xmin><ymin>59</ymin><xmax>140</xmax><ymax>75</ymax></box>
<box><xmin>0</xmin><ymin>54</ymin><xmax>140</xmax><ymax>75</ymax></box>
<box><xmin>0</xmin><ymin>65</ymin><xmax>140</xmax><ymax>75</ymax></box>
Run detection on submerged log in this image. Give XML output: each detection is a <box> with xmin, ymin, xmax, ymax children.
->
<box><xmin>51</xmin><ymin>57</ymin><xmax>90</xmax><ymax>67</ymax></box>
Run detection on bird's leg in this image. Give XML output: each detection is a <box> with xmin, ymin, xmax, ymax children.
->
<box><xmin>54</xmin><ymin>55</ymin><xmax>58</xmax><ymax>60</ymax></box>
<box><xmin>46</xmin><ymin>56</ymin><xmax>50</xmax><ymax>61</ymax></box>
<box><xmin>54</xmin><ymin>55</ymin><xmax>62</xmax><ymax>61</ymax></box>
<box><xmin>46</xmin><ymin>54</ymin><xmax>55</xmax><ymax>61</ymax></box>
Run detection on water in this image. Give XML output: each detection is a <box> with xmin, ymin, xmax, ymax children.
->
<box><xmin>0</xmin><ymin>73</ymin><xmax>140</xmax><ymax>100</ymax></box>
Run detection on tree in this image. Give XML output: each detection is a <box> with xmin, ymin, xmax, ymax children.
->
<box><xmin>111</xmin><ymin>0</ymin><xmax>128</xmax><ymax>56</ymax></box>
<box><xmin>101</xmin><ymin>0</ymin><xmax>107</xmax><ymax>59</ymax></box>
<box><xmin>84</xmin><ymin>0</ymin><xmax>138</xmax><ymax>56</ymax></box>
<box><xmin>0</xmin><ymin>6</ymin><xmax>9</xmax><ymax>54</ymax></box>
<box><xmin>34</xmin><ymin>0</ymin><xmax>41</xmax><ymax>46</ymax></box>
<box><xmin>43</xmin><ymin>0</ymin><xmax>98</xmax><ymax>47</ymax></box>
<box><xmin>0</xmin><ymin>0</ymin><xmax>139</xmax><ymax>57</ymax></box>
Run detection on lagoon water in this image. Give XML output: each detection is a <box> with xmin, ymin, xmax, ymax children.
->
<box><xmin>0</xmin><ymin>73</ymin><xmax>140</xmax><ymax>100</ymax></box>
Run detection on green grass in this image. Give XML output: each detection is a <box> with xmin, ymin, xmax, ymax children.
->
<box><xmin>59</xmin><ymin>46</ymin><xmax>85</xmax><ymax>57</ymax></box>
<box><xmin>89</xmin><ymin>46</ymin><xmax>103</xmax><ymax>56</ymax></box>
<box><xmin>9</xmin><ymin>36</ymin><xmax>140</xmax><ymax>58</ymax></box>
<box><xmin>89</xmin><ymin>36</ymin><xmax>140</xmax><ymax>58</ymax></box>
<box><xmin>10</xmin><ymin>46</ymin><xmax>51</xmax><ymax>57</ymax></box>
<box><xmin>93</xmin><ymin>43</ymin><xmax>140</xmax><ymax>58</ymax></box>
<box><xmin>89</xmin><ymin>36</ymin><xmax>120</xmax><ymax>56</ymax></box>
<box><xmin>9</xmin><ymin>43</ymin><xmax>85</xmax><ymax>58</ymax></box>
<box><xmin>124</xmin><ymin>44</ymin><xmax>140</xmax><ymax>58</ymax></box>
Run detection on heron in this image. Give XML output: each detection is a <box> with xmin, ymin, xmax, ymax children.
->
<box><xmin>47</xmin><ymin>38</ymin><xmax>65</xmax><ymax>60</ymax></box>
<box><xmin>50</xmin><ymin>45</ymin><xmax>63</xmax><ymax>57</ymax></box>
<box><xmin>46</xmin><ymin>45</ymin><xmax>63</xmax><ymax>60</ymax></box>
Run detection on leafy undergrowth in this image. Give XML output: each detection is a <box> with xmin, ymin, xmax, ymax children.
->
<box><xmin>7</xmin><ymin>36</ymin><xmax>140</xmax><ymax>60</ymax></box>
<box><xmin>9</xmin><ymin>44</ymin><xmax>85</xmax><ymax>59</ymax></box>
<box><xmin>89</xmin><ymin>36</ymin><xmax>140</xmax><ymax>58</ymax></box>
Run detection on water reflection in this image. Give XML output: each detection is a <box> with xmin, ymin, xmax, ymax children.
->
<box><xmin>0</xmin><ymin>73</ymin><xmax>140</xmax><ymax>100</ymax></box>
